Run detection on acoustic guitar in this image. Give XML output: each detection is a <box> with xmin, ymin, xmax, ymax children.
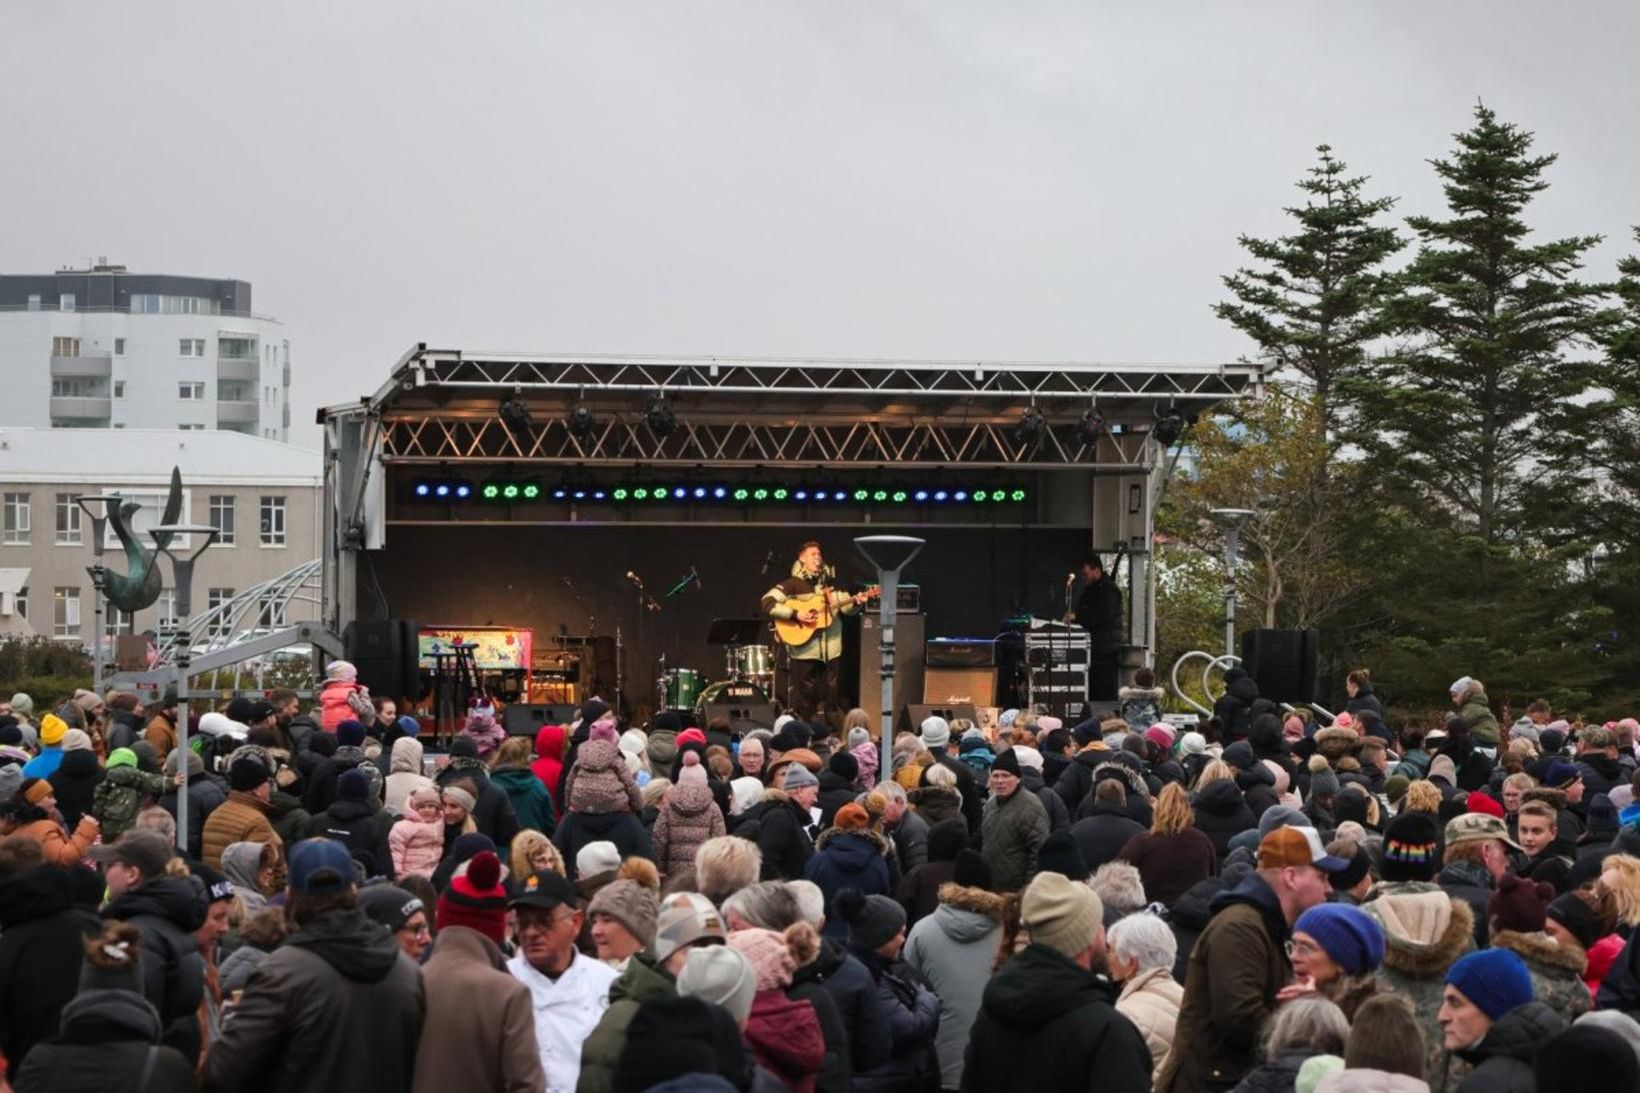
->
<box><xmin>775</xmin><ymin>586</ymin><xmax>881</xmax><ymax>646</ymax></box>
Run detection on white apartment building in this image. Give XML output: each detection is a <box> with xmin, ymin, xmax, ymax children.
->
<box><xmin>0</xmin><ymin>262</ymin><xmax>290</xmax><ymax>440</ymax></box>
<box><xmin>0</xmin><ymin>428</ymin><xmax>321</xmax><ymax>644</ymax></box>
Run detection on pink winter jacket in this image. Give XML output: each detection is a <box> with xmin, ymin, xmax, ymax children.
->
<box><xmin>389</xmin><ymin>815</ymin><xmax>444</xmax><ymax>878</ymax></box>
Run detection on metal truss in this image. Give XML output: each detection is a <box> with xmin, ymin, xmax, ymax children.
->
<box><xmin>391</xmin><ymin>348</ymin><xmax>1262</xmax><ymax>405</ymax></box>
<box><xmin>379</xmin><ymin>414</ymin><xmax>1160</xmax><ymax>469</ymax></box>
<box><xmin>153</xmin><ymin>559</ymin><xmax>324</xmax><ymax>666</ymax></box>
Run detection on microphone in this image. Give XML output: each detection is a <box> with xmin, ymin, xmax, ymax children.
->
<box><xmin>760</xmin><ymin>550</ymin><xmax>775</xmax><ymax>575</ymax></box>
<box><xmin>691</xmin><ymin>567</ymin><xmax>703</xmax><ymax>590</ymax></box>
<box><xmin>625</xmin><ymin>571</ymin><xmax>642</xmax><ymax>587</ymax></box>
<box><xmin>1066</xmin><ymin>571</ymin><xmax>1077</xmax><ymax>584</ymax></box>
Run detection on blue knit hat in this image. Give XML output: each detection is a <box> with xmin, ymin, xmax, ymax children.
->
<box><xmin>1446</xmin><ymin>949</ymin><xmax>1533</xmax><ymax>1021</ymax></box>
<box><xmin>1293</xmin><ymin>903</ymin><xmax>1385</xmax><ymax>976</ymax></box>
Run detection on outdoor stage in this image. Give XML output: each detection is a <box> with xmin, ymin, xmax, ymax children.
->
<box><xmin>320</xmin><ymin>348</ymin><xmax>1263</xmax><ymax>722</ymax></box>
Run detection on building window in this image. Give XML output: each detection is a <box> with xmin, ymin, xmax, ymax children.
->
<box><xmin>61</xmin><ymin>293</ymin><xmax>76</xmax><ymax>312</ymax></box>
<box><xmin>114</xmin><ymin>338</ymin><xmax>126</xmax><ymax>355</ymax></box>
<box><xmin>55</xmin><ymin>494</ymin><xmax>82</xmax><ymax>545</ymax></box>
<box><xmin>103</xmin><ymin>491</ymin><xmax>191</xmax><ymax>551</ymax></box>
<box><xmin>157</xmin><ymin>590</ymin><xmax>177</xmax><ymax>630</ymax></box>
<box><xmin>179</xmin><ymin>382</ymin><xmax>205</xmax><ymax>400</ymax></box>
<box><xmin>179</xmin><ymin>338</ymin><xmax>206</xmax><ymax>357</ymax></box>
<box><xmin>52</xmin><ymin>336</ymin><xmax>81</xmax><ymax>357</ymax></box>
<box><xmin>2</xmin><ymin>494</ymin><xmax>29</xmax><ymax>545</ymax></box>
<box><xmin>52</xmin><ymin>377</ymin><xmax>103</xmax><ymax>398</ymax></box>
<box><xmin>257</xmin><ymin>593</ymin><xmax>285</xmax><ymax>628</ymax></box>
<box><xmin>109</xmin><ymin>605</ymin><xmax>134</xmax><ymax>636</ymax></box>
<box><xmin>14</xmin><ymin>586</ymin><xmax>26</xmax><ymax>621</ymax></box>
<box><xmin>209</xmin><ymin>495</ymin><xmax>236</xmax><ymax>545</ymax></box>
<box><xmin>113</xmin><ymin>381</ymin><xmax>125</xmax><ymax>398</ymax></box>
<box><xmin>27</xmin><ymin>294</ymin><xmax>40</xmax><ymax>311</ymax></box>
<box><xmin>179</xmin><ymin>424</ymin><xmax>204</xmax><ymax>431</ymax></box>
<box><xmin>218</xmin><ymin>336</ymin><xmax>257</xmax><ymax>360</ymax></box>
<box><xmin>53</xmin><ymin>587</ymin><xmax>81</xmax><ymax>638</ymax></box>
<box><xmin>259</xmin><ymin>496</ymin><xmax>286</xmax><ymax>546</ymax></box>
<box><xmin>207</xmin><ymin>587</ymin><xmax>235</xmax><ymax>636</ymax></box>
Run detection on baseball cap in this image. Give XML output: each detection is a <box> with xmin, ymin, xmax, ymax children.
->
<box><xmin>509</xmin><ymin>869</ymin><xmax>580</xmax><ymax>911</ymax></box>
<box><xmin>1257</xmin><ymin>825</ymin><xmax>1349</xmax><ymax>873</ymax></box>
<box><xmin>286</xmin><ymin>838</ymin><xmax>355</xmax><ymax>893</ymax></box>
<box><xmin>246</xmin><ymin>699</ymin><xmax>276</xmax><ymax>723</ymax></box>
<box><xmin>1444</xmin><ymin>812</ymin><xmax>1523</xmax><ymax>852</ymax></box>
<box><xmin>88</xmin><ymin>830</ymin><xmax>174</xmax><ymax>878</ymax></box>
<box><xmin>653</xmin><ymin>892</ymin><xmax>728</xmax><ymax>963</ymax></box>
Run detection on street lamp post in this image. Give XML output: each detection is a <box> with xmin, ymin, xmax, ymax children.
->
<box><xmin>1207</xmin><ymin>508</ymin><xmax>1257</xmax><ymax>660</ymax></box>
<box><xmin>149</xmin><ymin>522</ymin><xmax>219</xmax><ymax>854</ymax></box>
<box><xmin>75</xmin><ymin>494</ymin><xmax>126</xmax><ymax>695</ymax></box>
<box><xmin>853</xmin><ymin>535</ymin><xmax>925</xmax><ymax>781</ymax></box>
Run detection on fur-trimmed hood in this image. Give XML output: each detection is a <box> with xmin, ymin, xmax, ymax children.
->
<box><xmin>1092</xmin><ymin>760</ymin><xmax>1149</xmax><ymax>800</ymax></box>
<box><xmin>1522</xmin><ymin>786</ymin><xmax>1568</xmax><ymax>810</ymax></box>
<box><xmin>814</xmin><ymin>825</ymin><xmax>890</xmax><ymax>855</ymax></box>
<box><xmin>1491</xmin><ymin>928</ymin><xmax>1587</xmax><ymax>973</ymax></box>
<box><xmin>1364</xmin><ymin>883</ymin><xmax>1475</xmax><ymax>977</ymax></box>
<box><xmin>936</xmin><ymin>882</ymin><xmax>1008</xmax><ymax>918</ymax></box>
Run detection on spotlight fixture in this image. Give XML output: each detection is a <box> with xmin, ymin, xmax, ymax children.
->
<box><xmin>1013</xmin><ymin>405</ymin><xmax>1046</xmax><ymax>448</ymax></box>
<box><xmin>644</xmin><ymin>394</ymin><xmax>676</xmax><ymax>439</ymax></box>
<box><xmin>1077</xmin><ymin>407</ymin><xmax>1107</xmax><ymax>447</ymax></box>
<box><xmin>1152</xmin><ymin>406</ymin><xmax>1186</xmax><ymax>446</ymax></box>
<box><xmin>498</xmin><ymin>387</ymin><xmax>534</xmax><ymax>434</ymax></box>
<box><xmin>567</xmin><ymin>402</ymin><xmax>597</xmax><ymax>439</ymax></box>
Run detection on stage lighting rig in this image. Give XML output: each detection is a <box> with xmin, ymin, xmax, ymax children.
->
<box><xmin>498</xmin><ymin>387</ymin><xmax>533</xmax><ymax>435</ymax></box>
<box><xmin>644</xmin><ymin>393</ymin><xmax>676</xmax><ymax>439</ymax></box>
<box><xmin>1012</xmin><ymin>405</ymin><xmax>1046</xmax><ymax>448</ymax></box>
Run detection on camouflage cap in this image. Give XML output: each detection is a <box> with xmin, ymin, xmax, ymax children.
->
<box><xmin>1444</xmin><ymin>811</ymin><xmax>1523</xmax><ymax>852</ymax></box>
<box><xmin>652</xmin><ymin>891</ymin><xmax>727</xmax><ymax>963</ymax></box>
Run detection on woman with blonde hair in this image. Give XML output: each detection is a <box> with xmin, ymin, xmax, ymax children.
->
<box><xmin>510</xmin><ymin>827</ymin><xmax>566</xmax><ymax>879</ymax></box>
<box><xmin>1192</xmin><ymin>760</ymin><xmax>1255</xmax><ymax>860</ymax></box>
<box><xmin>1594</xmin><ymin>855</ymin><xmax>1640</xmax><ymax>1012</ymax></box>
<box><xmin>1400</xmin><ymin>779</ymin><xmax>1443</xmax><ymax>816</ymax></box>
<box><xmin>1117</xmin><ymin>782</ymin><xmax>1218</xmax><ymax>904</ymax></box>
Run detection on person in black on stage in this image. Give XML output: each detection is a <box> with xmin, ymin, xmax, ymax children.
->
<box><xmin>1069</xmin><ymin>552</ymin><xmax>1123</xmax><ymax>701</ymax></box>
<box><xmin>761</xmin><ymin>541</ymin><xmax>867</xmax><ymax>726</ymax></box>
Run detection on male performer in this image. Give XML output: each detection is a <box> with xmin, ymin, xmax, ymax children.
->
<box><xmin>761</xmin><ymin>541</ymin><xmax>861</xmax><ymax>724</ymax></box>
<box><xmin>1070</xmin><ymin>553</ymin><xmax>1123</xmax><ymax>701</ymax></box>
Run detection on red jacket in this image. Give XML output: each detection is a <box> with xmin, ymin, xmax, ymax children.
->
<box><xmin>743</xmin><ymin>989</ymin><xmax>825</xmax><ymax>1093</ymax></box>
<box><xmin>531</xmin><ymin>725</ymin><xmax>567</xmax><ymax>818</ymax></box>
<box><xmin>1585</xmin><ymin>932</ymin><xmax>1624</xmax><ymax>997</ymax></box>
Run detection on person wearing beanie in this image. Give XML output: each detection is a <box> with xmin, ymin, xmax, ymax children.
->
<box><xmin>390</xmin><ymin>784</ymin><xmax>445</xmax><ymax>880</ymax></box>
<box><xmin>917</xmin><ymin>715</ymin><xmax>983</xmax><ymax>835</ymax></box>
<box><xmin>587</xmin><ymin>880</ymin><xmax>661</xmax><ymax>970</ymax></box>
<box><xmin>1484</xmin><ymin>872</ymin><xmax>1592</xmax><ymax>1021</ymax></box>
<box><xmin>903</xmin><ymin>848</ymin><xmax>1008</xmax><ymax>1090</ymax></box>
<box><xmin>677</xmin><ymin>944</ymin><xmax>759</xmax><ymax>1026</ymax></box>
<box><xmin>1536</xmin><ymin>1022</ymin><xmax>1640</xmax><ymax>1093</ymax></box>
<box><xmin>726</xmin><ymin>924</ymin><xmax>829</xmax><ymax>1091</ymax></box>
<box><xmin>1437</xmin><ymin>948</ymin><xmax>1567</xmax><ymax>1091</ymax></box>
<box><xmin>737</xmin><ymin>762</ymin><xmax>820</xmax><ymax>882</ymax></box>
<box><xmin>11</xmin><ymin>920</ymin><xmax>200</xmax><ymax>1093</ymax></box>
<box><xmin>318</xmin><ymin>659</ymin><xmax>369</xmax><ymax>734</ymax></box>
<box><xmin>1547</xmin><ymin>887</ymin><xmax>1623</xmax><ymax>998</ymax></box>
<box><xmin>303</xmin><ymin>718</ymin><xmax>382</xmax><ymax>816</ymax></box>
<box><xmin>556</xmin><ymin>727</ymin><xmax>652</xmax><ymax>879</ymax></box>
<box><xmin>305</xmin><ymin>765</ymin><xmax>394</xmax><ymax>880</ymax></box>
<box><xmin>649</xmin><ymin>752</ymin><xmax>728</xmax><ymax>887</ymax></box>
<box><xmin>414</xmin><ymin>851</ymin><xmax>545</xmax><ymax>1093</ymax></box>
<box><xmin>1157</xmin><ymin>826</ymin><xmax>1347</xmax><ymax>1092</ymax></box>
<box><xmin>894</xmin><ymin>818</ymin><xmax>971</xmax><ymax>924</ymax></box>
<box><xmin>1328</xmin><ymin>839</ymin><xmax>1375</xmax><ymax>903</ymax></box>
<box><xmin>90</xmin><ymin>745</ymin><xmax>171</xmax><ymax>841</ymax></box>
<box><xmin>805</xmin><ymin>802</ymin><xmax>893</xmax><ymax>941</ymax></box>
<box><xmin>199</xmin><ymin>756</ymin><xmax>282</xmax><ymax>871</ymax></box>
<box><xmin>817</xmin><ymin>749</ymin><xmax>861</xmax><ymax>828</ymax></box>
<box><xmin>20</xmin><ymin>712</ymin><xmax>70</xmax><ymax>780</ymax></box>
<box><xmin>966</xmin><ymin>871</ymin><xmax>1152</xmax><ymax>1093</ymax></box>
<box><xmin>1286</xmin><ymin>903</ymin><xmax>1385</xmax><ymax>1019</ymax></box>
<box><xmin>358</xmin><ymin>885</ymin><xmax>431</xmax><ymax>961</ymax></box>
<box><xmin>1035</xmin><ymin>828</ymin><xmax>1090</xmax><ymax>883</ymax></box>
<box><xmin>979</xmin><ymin>748</ymin><xmax>1049</xmax><ymax>892</ymax></box>
<box><xmin>830</xmin><ymin>888</ymin><xmax>941</xmax><ymax>1091</ymax></box>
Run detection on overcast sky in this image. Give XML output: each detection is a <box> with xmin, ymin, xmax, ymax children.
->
<box><xmin>4</xmin><ymin>1</ymin><xmax>1638</xmax><ymax>449</ymax></box>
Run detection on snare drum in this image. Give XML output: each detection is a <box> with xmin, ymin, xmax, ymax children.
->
<box><xmin>660</xmin><ymin>668</ymin><xmax>702</xmax><ymax>710</ymax></box>
<box><xmin>728</xmin><ymin>644</ymin><xmax>773</xmax><ymax>681</ymax></box>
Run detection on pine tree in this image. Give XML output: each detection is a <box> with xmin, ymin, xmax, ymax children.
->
<box><xmin>1352</xmin><ymin>105</ymin><xmax>1608</xmax><ymax>563</ymax></box>
<box><xmin>1215</xmin><ymin>145</ymin><xmax>1403</xmax><ymax>431</ymax></box>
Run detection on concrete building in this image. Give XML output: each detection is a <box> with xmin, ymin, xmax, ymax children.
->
<box><xmin>0</xmin><ymin>428</ymin><xmax>320</xmax><ymax>644</ymax></box>
<box><xmin>0</xmin><ymin>262</ymin><xmax>291</xmax><ymax>440</ymax></box>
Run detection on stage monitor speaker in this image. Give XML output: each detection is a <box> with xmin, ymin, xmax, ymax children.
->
<box><xmin>502</xmin><ymin>704</ymin><xmax>578</xmax><ymax>735</ymax></box>
<box><xmin>344</xmin><ymin>619</ymin><xmax>421</xmax><ymax>700</ymax></box>
<box><xmin>700</xmin><ymin>701</ymin><xmax>780</xmax><ymax>734</ymax></box>
<box><xmin>1240</xmin><ymin>628</ymin><xmax>1320</xmax><ymax>705</ymax></box>
<box><xmin>902</xmin><ymin>703</ymin><xmax>981</xmax><ymax>734</ymax></box>
<box><xmin>856</xmin><ymin>614</ymin><xmax>925</xmax><ymax>737</ymax></box>
<box><xmin>923</xmin><ymin>666</ymin><xmax>997</xmax><ymax>707</ymax></box>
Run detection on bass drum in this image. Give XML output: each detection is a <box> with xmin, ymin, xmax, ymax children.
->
<box><xmin>695</xmin><ymin>679</ymin><xmax>771</xmax><ymax>722</ymax></box>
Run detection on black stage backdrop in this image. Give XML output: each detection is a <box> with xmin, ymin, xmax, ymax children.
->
<box><xmin>365</xmin><ymin>523</ymin><xmax>1089</xmax><ymax>706</ymax></box>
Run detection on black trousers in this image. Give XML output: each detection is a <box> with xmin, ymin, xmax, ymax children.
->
<box><xmin>784</xmin><ymin>657</ymin><xmax>841</xmax><ymax>726</ymax></box>
<box><xmin>1089</xmin><ymin>653</ymin><xmax>1120</xmax><ymax>703</ymax></box>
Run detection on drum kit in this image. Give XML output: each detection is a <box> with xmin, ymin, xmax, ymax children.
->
<box><xmin>656</xmin><ymin>618</ymin><xmax>777</xmax><ymax>722</ymax></box>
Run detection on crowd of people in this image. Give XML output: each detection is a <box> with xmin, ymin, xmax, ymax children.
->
<box><xmin>2</xmin><ymin>662</ymin><xmax>1639</xmax><ymax>1092</ymax></box>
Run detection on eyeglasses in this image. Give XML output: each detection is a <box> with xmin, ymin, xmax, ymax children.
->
<box><xmin>1284</xmin><ymin>938</ymin><xmax>1319</xmax><ymax>959</ymax></box>
<box><xmin>517</xmin><ymin>909</ymin><xmax>577</xmax><ymax>934</ymax></box>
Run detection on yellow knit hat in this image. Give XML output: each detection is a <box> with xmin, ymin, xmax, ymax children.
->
<box><xmin>1021</xmin><ymin>870</ymin><xmax>1104</xmax><ymax>959</ymax></box>
<box><xmin>39</xmin><ymin>713</ymin><xmax>68</xmax><ymax>747</ymax></box>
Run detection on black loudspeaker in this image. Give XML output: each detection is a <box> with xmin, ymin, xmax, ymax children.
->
<box><xmin>344</xmin><ymin>619</ymin><xmax>421</xmax><ymax>700</ymax></box>
<box><xmin>856</xmin><ymin>614</ymin><xmax>925</xmax><ymax>728</ymax></box>
<box><xmin>1240</xmin><ymin>628</ymin><xmax>1320</xmax><ymax>705</ymax></box>
<box><xmin>502</xmin><ymin>704</ymin><xmax>578</xmax><ymax>736</ymax></box>
<box><xmin>700</xmin><ymin>701</ymin><xmax>779</xmax><ymax>733</ymax></box>
<box><xmin>902</xmin><ymin>703</ymin><xmax>981</xmax><ymax>734</ymax></box>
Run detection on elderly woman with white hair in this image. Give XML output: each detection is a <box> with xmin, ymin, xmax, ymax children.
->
<box><xmin>1106</xmin><ymin>911</ymin><xmax>1184</xmax><ymax>1071</ymax></box>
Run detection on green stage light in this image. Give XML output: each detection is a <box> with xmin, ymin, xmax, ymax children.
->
<box><xmin>773</xmin><ymin>488</ymin><xmax>788</xmax><ymax>501</ymax></box>
<box><xmin>653</xmin><ymin>488</ymin><xmax>668</xmax><ymax>502</ymax></box>
<box><xmin>872</xmin><ymin>489</ymin><xmax>888</xmax><ymax>502</ymax></box>
<box><xmin>1010</xmin><ymin>488</ymin><xmax>1027</xmax><ymax>502</ymax></box>
<box><xmin>613</xmin><ymin>487</ymin><xmax>629</xmax><ymax>501</ymax></box>
<box><xmin>891</xmin><ymin>490</ymin><xmax>907</xmax><ymax>503</ymax></box>
<box><xmin>752</xmin><ymin>488</ymin><xmax>769</xmax><ymax>501</ymax></box>
<box><xmin>972</xmin><ymin>490</ymin><xmax>988</xmax><ymax>502</ymax></box>
<box><xmin>733</xmin><ymin>488</ymin><xmax>749</xmax><ymax>501</ymax></box>
<box><xmin>482</xmin><ymin>484</ymin><xmax>500</xmax><ymax>500</ymax></box>
<box><xmin>522</xmin><ymin>484</ymin><xmax>540</xmax><ymax>500</ymax></box>
<box><xmin>633</xmin><ymin>487</ymin><xmax>648</xmax><ymax>500</ymax></box>
<box><xmin>502</xmin><ymin>484</ymin><xmax>520</xmax><ymax>500</ymax></box>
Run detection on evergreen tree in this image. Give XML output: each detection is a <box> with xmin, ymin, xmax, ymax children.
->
<box><xmin>1215</xmin><ymin>145</ymin><xmax>1403</xmax><ymax>431</ymax></box>
<box><xmin>1352</xmin><ymin>105</ymin><xmax>1608</xmax><ymax>565</ymax></box>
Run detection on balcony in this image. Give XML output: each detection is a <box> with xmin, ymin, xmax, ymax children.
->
<box><xmin>50</xmin><ymin>396</ymin><xmax>113</xmax><ymax>421</ymax></box>
<box><xmin>216</xmin><ymin>399</ymin><xmax>260</xmax><ymax>424</ymax></box>
<box><xmin>282</xmin><ymin>363</ymin><xmax>290</xmax><ymax>388</ymax></box>
<box><xmin>217</xmin><ymin>358</ymin><xmax>257</xmax><ymax>382</ymax></box>
<box><xmin>50</xmin><ymin>353</ymin><xmax>113</xmax><ymax>379</ymax></box>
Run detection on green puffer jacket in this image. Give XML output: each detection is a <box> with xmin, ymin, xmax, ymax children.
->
<box><xmin>92</xmin><ymin>763</ymin><xmax>171</xmax><ymax>839</ymax></box>
<box><xmin>576</xmin><ymin>951</ymin><xmax>675</xmax><ymax>1093</ymax></box>
<box><xmin>1455</xmin><ymin>691</ymin><xmax>1499</xmax><ymax>746</ymax></box>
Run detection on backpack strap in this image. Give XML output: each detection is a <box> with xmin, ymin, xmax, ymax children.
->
<box><xmin>135</xmin><ymin>1044</ymin><xmax>160</xmax><ymax>1093</ymax></box>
